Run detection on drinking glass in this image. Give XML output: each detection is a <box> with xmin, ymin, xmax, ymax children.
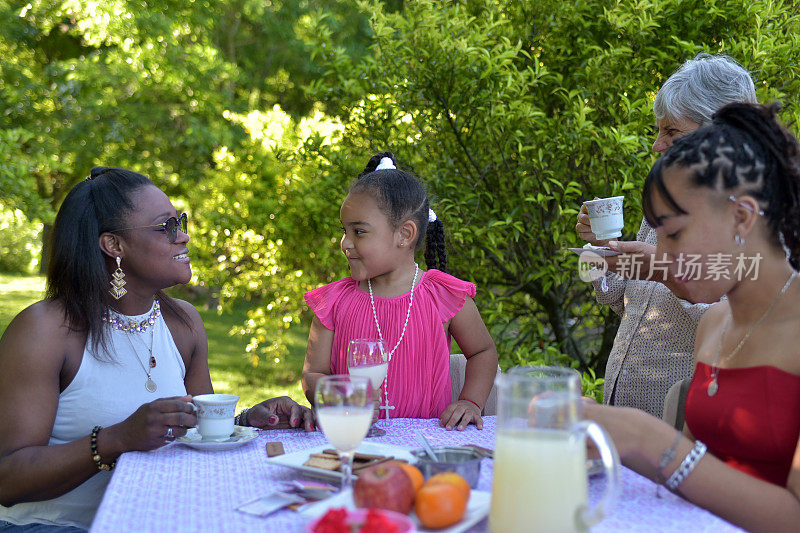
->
<box><xmin>315</xmin><ymin>374</ymin><xmax>374</xmax><ymax>489</ymax></box>
<box><xmin>347</xmin><ymin>338</ymin><xmax>389</xmax><ymax>437</ymax></box>
<box><xmin>489</xmin><ymin>366</ymin><xmax>620</xmax><ymax>533</ymax></box>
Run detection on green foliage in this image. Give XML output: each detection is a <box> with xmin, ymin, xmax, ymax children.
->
<box><xmin>291</xmin><ymin>0</ymin><xmax>800</xmax><ymax>373</ymax></box>
<box><xmin>0</xmin><ymin>204</ymin><xmax>42</xmax><ymax>273</ymax></box>
<box><xmin>187</xmin><ymin>105</ymin><xmax>348</xmax><ymax>362</ymax></box>
<box><xmin>501</xmin><ymin>345</ymin><xmax>605</xmax><ymax>402</ymax></box>
<box><xmin>0</xmin><ymin>0</ymin><xmax>376</xmax><ymax>272</ymax></box>
<box><xmin>4</xmin><ymin>0</ymin><xmax>800</xmax><ymax>384</ymax></box>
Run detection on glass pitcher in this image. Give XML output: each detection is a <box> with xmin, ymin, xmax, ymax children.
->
<box><xmin>489</xmin><ymin>366</ymin><xmax>620</xmax><ymax>533</ymax></box>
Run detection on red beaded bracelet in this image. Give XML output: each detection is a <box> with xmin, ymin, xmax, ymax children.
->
<box><xmin>459</xmin><ymin>397</ymin><xmax>481</xmax><ymax>410</ymax></box>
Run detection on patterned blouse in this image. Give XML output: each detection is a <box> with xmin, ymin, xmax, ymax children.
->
<box><xmin>593</xmin><ymin>218</ymin><xmax>709</xmax><ymax>418</ymax></box>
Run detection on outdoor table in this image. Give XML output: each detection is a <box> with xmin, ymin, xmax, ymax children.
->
<box><xmin>91</xmin><ymin>416</ymin><xmax>741</xmax><ymax>532</ymax></box>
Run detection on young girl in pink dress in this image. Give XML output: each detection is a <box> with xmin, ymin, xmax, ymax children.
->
<box><xmin>302</xmin><ymin>152</ymin><xmax>498</xmax><ymax>430</ymax></box>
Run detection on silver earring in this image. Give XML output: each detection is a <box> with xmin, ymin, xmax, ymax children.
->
<box><xmin>734</xmin><ymin>234</ymin><xmax>745</xmax><ymax>247</ymax></box>
<box><xmin>109</xmin><ymin>256</ymin><xmax>127</xmax><ymax>300</ymax></box>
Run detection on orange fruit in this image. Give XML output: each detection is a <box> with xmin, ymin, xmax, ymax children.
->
<box><xmin>415</xmin><ymin>482</ymin><xmax>468</xmax><ymax>529</ymax></box>
<box><xmin>425</xmin><ymin>472</ymin><xmax>471</xmax><ymax>500</ymax></box>
<box><xmin>392</xmin><ymin>461</ymin><xmax>424</xmax><ymax>493</ymax></box>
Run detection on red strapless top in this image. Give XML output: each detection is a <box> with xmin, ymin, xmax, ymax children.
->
<box><xmin>685</xmin><ymin>362</ymin><xmax>800</xmax><ymax>486</ymax></box>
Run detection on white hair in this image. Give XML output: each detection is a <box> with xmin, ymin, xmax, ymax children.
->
<box><xmin>653</xmin><ymin>53</ymin><xmax>757</xmax><ymax>126</ymax></box>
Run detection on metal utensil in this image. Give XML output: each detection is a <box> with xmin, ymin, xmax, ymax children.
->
<box><xmin>415</xmin><ymin>432</ymin><xmax>439</xmax><ymax>461</ymax></box>
<box><xmin>411</xmin><ymin>446</ymin><xmax>483</xmax><ymax>488</ymax></box>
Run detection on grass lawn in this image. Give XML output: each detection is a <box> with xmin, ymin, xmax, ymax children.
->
<box><xmin>0</xmin><ymin>273</ymin><xmax>307</xmax><ymax>409</ymax></box>
<box><xmin>0</xmin><ymin>273</ymin><xmax>46</xmax><ymax>332</ymax></box>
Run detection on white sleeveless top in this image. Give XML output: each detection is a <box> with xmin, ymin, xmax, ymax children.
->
<box><xmin>0</xmin><ymin>301</ymin><xmax>187</xmax><ymax>529</ymax></box>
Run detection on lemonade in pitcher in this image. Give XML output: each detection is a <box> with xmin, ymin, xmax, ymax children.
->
<box><xmin>489</xmin><ymin>367</ymin><xmax>619</xmax><ymax>533</ymax></box>
<box><xmin>490</xmin><ymin>428</ymin><xmax>588</xmax><ymax>532</ymax></box>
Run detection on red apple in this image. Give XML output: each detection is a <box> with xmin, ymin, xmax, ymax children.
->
<box><xmin>353</xmin><ymin>463</ymin><xmax>415</xmax><ymax>515</ymax></box>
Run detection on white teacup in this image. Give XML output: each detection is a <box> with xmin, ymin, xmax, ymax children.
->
<box><xmin>583</xmin><ymin>196</ymin><xmax>624</xmax><ymax>240</ymax></box>
<box><xmin>192</xmin><ymin>394</ymin><xmax>239</xmax><ymax>441</ymax></box>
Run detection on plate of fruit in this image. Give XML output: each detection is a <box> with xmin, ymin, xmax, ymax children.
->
<box><xmin>301</xmin><ymin>462</ymin><xmax>491</xmax><ymax>533</ymax></box>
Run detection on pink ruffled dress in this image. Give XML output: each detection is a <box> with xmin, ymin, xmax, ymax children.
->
<box><xmin>304</xmin><ymin>269</ymin><xmax>476</xmax><ymax>418</ymax></box>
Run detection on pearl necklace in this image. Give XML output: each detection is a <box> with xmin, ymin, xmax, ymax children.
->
<box><xmin>368</xmin><ymin>263</ymin><xmax>419</xmax><ymax>360</ymax></box>
<box><xmin>707</xmin><ymin>271</ymin><xmax>796</xmax><ymax>396</ymax></box>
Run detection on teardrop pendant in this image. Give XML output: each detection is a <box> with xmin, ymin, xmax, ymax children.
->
<box><xmin>145</xmin><ymin>378</ymin><xmax>157</xmax><ymax>393</ymax></box>
<box><xmin>707</xmin><ymin>379</ymin><xmax>718</xmax><ymax>397</ymax></box>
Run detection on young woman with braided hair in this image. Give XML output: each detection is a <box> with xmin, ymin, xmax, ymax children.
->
<box><xmin>584</xmin><ymin>103</ymin><xmax>800</xmax><ymax>531</ymax></box>
<box><xmin>302</xmin><ymin>152</ymin><xmax>498</xmax><ymax>430</ymax></box>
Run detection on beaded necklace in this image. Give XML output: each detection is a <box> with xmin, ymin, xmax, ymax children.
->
<box><xmin>104</xmin><ymin>300</ymin><xmax>160</xmax><ymax>392</ymax></box>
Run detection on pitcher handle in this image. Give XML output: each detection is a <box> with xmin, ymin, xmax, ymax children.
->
<box><xmin>575</xmin><ymin>420</ymin><xmax>620</xmax><ymax>530</ymax></box>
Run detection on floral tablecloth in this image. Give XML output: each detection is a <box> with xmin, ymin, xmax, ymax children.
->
<box><xmin>90</xmin><ymin>416</ymin><xmax>741</xmax><ymax>532</ymax></box>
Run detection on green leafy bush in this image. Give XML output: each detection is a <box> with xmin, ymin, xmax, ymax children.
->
<box><xmin>0</xmin><ymin>204</ymin><xmax>42</xmax><ymax>273</ymax></box>
<box><xmin>295</xmin><ymin>0</ymin><xmax>800</xmax><ymax>373</ymax></box>
<box><xmin>144</xmin><ymin>0</ymin><xmax>800</xmax><ymax>381</ymax></box>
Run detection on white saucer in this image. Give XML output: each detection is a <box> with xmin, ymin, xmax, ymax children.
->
<box><xmin>177</xmin><ymin>425</ymin><xmax>258</xmax><ymax>451</ymax></box>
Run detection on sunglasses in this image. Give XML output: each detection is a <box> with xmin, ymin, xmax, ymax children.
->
<box><xmin>113</xmin><ymin>213</ymin><xmax>188</xmax><ymax>243</ymax></box>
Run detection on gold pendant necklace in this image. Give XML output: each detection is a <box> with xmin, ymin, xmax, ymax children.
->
<box><xmin>708</xmin><ymin>272</ymin><xmax>796</xmax><ymax>397</ymax></box>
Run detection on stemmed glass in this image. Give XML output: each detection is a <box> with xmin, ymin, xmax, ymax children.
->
<box><xmin>347</xmin><ymin>338</ymin><xmax>389</xmax><ymax>437</ymax></box>
<box><xmin>315</xmin><ymin>375</ymin><xmax>374</xmax><ymax>489</ymax></box>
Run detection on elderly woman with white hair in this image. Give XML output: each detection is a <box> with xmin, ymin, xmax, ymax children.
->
<box><xmin>576</xmin><ymin>53</ymin><xmax>758</xmax><ymax>419</ymax></box>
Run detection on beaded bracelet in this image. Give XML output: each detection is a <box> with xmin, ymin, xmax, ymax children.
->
<box><xmin>90</xmin><ymin>426</ymin><xmax>116</xmax><ymax>472</ymax></box>
<box><xmin>665</xmin><ymin>440</ymin><xmax>707</xmax><ymax>491</ymax></box>
<box><xmin>459</xmin><ymin>397</ymin><xmax>481</xmax><ymax>411</ymax></box>
<box><xmin>234</xmin><ymin>408</ymin><xmax>250</xmax><ymax>427</ymax></box>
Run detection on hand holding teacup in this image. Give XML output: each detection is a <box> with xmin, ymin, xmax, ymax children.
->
<box><xmin>576</xmin><ymin>196</ymin><xmax>624</xmax><ymax>245</ymax></box>
<box><xmin>114</xmin><ymin>395</ymin><xmax>197</xmax><ymax>451</ymax></box>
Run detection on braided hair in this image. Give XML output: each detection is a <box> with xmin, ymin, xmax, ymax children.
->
<box><xmin>351</xmin><ymin>152</ymin><xmax>447</xmax><ymax>272</ymax></box>
<box><xmin>643</xmin><ymin>103</ymin><xmax>800</xmax><ymax>269</ymax></box>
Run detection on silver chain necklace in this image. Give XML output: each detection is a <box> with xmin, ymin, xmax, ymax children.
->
<box><xmin>708</xmin><ymin>271</ymin><xmax>796</xmax><ymax>396</ymax></box>
<box><xmin>368</xmin><ymin>263</ymin><xmax>419</xmax><ymax>360</ymax></box>
<box><xmin>122</xmin><ymin>326</ymin><xmax>158</xmax><ymax>393</ymax></box>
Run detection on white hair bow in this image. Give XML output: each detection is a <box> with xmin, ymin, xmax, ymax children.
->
<box><xmin>428</xmin><ymin>208</ymin><xmax>437</xmax><ymax>223</ymax></box>
<box><xmin>375</xmin><ymin>157</ymin><xmax>396</xmax><ymax>171</ymax></box>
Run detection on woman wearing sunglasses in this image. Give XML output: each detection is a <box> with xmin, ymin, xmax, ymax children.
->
<box><xmin>0</xmin><ymin>167</ymin><xmax>314</xmax><ymax>532</ymax></box>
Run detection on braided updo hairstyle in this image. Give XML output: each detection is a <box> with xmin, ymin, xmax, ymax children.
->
<box><xmin>643</xmin><ymin>103</ymin><xmax>800</xmax><ymax>269</ymax></box>
<box><xmin>351</xmin><ymin>151</ymin><xmax>447</xmax><ymax>272</ymax></box>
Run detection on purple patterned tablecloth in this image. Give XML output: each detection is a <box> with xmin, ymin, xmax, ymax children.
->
<box><xmin>90</xmin><ymin>417</ymin><xmax>741</xmax><ymax>532</ymax></box>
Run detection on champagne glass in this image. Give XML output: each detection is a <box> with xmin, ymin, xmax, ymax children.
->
<box><xmin>347</xmin><ymin>338</ymin><xmax>389</xmax><ymax>437</ymax></box>
<box><xmin>315</xmin><ymin>375</ymin><xmax>374</xmax><ymax>489</ymax></box>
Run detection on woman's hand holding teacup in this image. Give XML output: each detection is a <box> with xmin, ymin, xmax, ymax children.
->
<box><xmin>576</xmin><ymin>200</ymin><xmax>610</xmax><ymax>246</ymax></box>
<box><xmin>114</xmin><ymin>395</ymin><xmax>197</xmax><ymax>451</ymax></box>
<box><xmin>246</xmin><ymin>396</ymin><xmax>316</xmax><ymax>432</ymax></box>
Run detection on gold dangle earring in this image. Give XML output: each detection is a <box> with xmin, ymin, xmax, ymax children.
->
<box><xmin>109</xmin><ymin>256</ymin><xmax>127</xmax><ymax>300</ymax></box>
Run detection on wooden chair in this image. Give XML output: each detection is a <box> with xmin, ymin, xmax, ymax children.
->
<box><xmin>661</xmin><ymin>377</ymin><xmax>692</xmax><ymax>430</ymax></box>
<box><xmin>449</xmin><ymin>353</ymin><xmax>499</xmax><ymax>416</ymax></box>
